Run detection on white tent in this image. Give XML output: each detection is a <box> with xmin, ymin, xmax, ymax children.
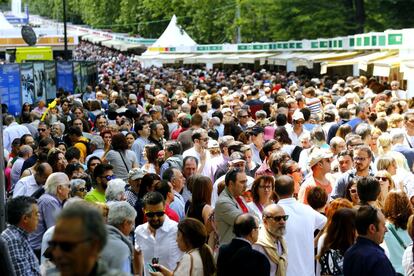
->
<box><xmin>151</xmin><ymin>15</ymin><xmax>196</xmax><ymax>48</ymax></box>
<box><xmin>0</xmin><ymin>11</ymin><xmax>15</xmax><ymax>29</ymax></box>
<box><xmin>140</xmin><ymin>15</ymin><xmax>197</xmax><ymax>67</ymax></box>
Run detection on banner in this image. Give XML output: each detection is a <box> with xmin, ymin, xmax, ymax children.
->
<box><xmin>20</xmin><ymin>63</ymin><xmax>35</xmax><ymax>104</ymax></box>
<box><xmin>0</xmin><ymin>64</ymin><xmax>22</xmax><ymax>116</ymax></box>
<box><xmin>33</xmin><ymin>62</ymin><xmax>46</xmax><ymax>102</ymax></box>
<box><xmin>45</xmin><ymin>61</ymin><xmax>57</xmax><ymax>100</ymax></box>
<box><xmin>56</xmin><ymin>61</ymin><xmax>74</xmax><ymax>93</ymax></box>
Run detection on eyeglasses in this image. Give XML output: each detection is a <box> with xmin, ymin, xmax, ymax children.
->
<box><xmin>101</xmin><ymin>175</ymin><xmax>115</xmax><ymax>181</ymax></box>
<box><xmin>259</xmin><ymin>185</ymin><xmax>273</xmax><ymax>190</ymax></box>
<box><xmin>38</xmin><ymin>128</ymin><xmax>46</xmax><ymax>132</ymax></box>
<box><xmin>239</xmin><ymin>115</ymin><xmax>248</xmax><ymax>118</ymax></box>
<box><xmin>145</xmin><ymin>211</ymin><xmax>165</xmax><ymax>218</ymax></box>
<box><xmin>290</xmin><ymin>168</ymin><xmax>301</xmax><ymax>173</ymax></box>
<box><xmin>77</xmin><ymin>187</ymin><xmax>86</xmax><ymax>192</ymax></box>
<box><xmin>48</xmin><ymin>239</ymin><xmax>90</xmax><ymax>252</ymax></box>
<box><xmin>267</xmin><ymin>215</ymin><xmax>289</xmax><ymax>222</ymax></box>
<box><xmin>294</xmin><ymin>120</ymin><xmax>304</xmax><ymax>124</ymax></box>
<box><xmin>353</xmin><ymin>156</ymin><xmax>368</xmax><ymax>162</ymax></box>
<box><xmin>376</xmin><ymin>176</ymin><xmax>388</xmax><ymax>182</ymax></box>
<box><xmin>349</xmin><ymin>188</ymin><xmax>357</xmax><ymax>194</ymax></box>
<box><xmin>199</xmin><ymin>137</ymin><xmax>209</xmax><ymax>142</ymax></box>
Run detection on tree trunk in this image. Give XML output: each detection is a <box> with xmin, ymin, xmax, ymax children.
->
<box><xmin>354</xmin><ymin>0</ymin><xmax>365</xmax><ymax>33</ymax></box>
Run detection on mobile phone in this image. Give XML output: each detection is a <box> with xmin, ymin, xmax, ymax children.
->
<box><xmin>146</xmin><ymin>263</ymin><xmax>157</xmax><ymax>273</ymax></box>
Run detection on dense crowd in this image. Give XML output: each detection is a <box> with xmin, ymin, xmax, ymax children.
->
<box><xmin>2</xmin><ymin>41</ymin><xmax>414</xmax><ymax>276</ymax></box>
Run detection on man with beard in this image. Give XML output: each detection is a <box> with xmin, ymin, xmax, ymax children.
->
<box><xmin>84</xmin><ymin>164</ymin><xmax>114</xmax><ymax>203</ymax></box>
<box><xmin>134</xmin><ymin>192</ymin><xmax>182</xmax><ymax>276</ymax></box>
<box><xmin>254</xmin><ymin>204</ymin><xmax>288</xmax><ymax>276</ymax></box>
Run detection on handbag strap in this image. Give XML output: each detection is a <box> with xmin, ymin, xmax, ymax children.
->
<box><xmin>189</xmin><ymin>251</ymin><xmax>193</xmax><ymax>276</ymax></box>
<box><xmin>388</xmin><ymin>224</ymin><xmax>407</xmax><ymax>249</ymax></box>
<box><xmin>118</xmin><ymin>150</ymin><xmax>130</xmax><ymax>173</ymax></box>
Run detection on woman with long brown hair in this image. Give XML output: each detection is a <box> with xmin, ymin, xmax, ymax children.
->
<box><xmin>383</xmin><ymin>190</ymin><xmax>413</xmax><ymax>275</ymax></box>
<box><xmin>247</xmin><ymin>175</ymin><xmax>275</xmax><ymax>222</ymax></box>
<box><xmin>317</xmin><ymin>208</ymin><xmax>357</xmax><ymax>276</ymax></box>
<box><xmin>187</xmin><ymin>175</ymin><xmax>214</xmax><ymax>232</ymax></box>
<box><xmin>150</xmin><ymin>218</ymin><xmax>216</xmax><ymax>276</ymax></box>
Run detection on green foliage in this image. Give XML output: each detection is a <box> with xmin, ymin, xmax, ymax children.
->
<box><xmin>27</xmin><ymin>0</ymin><xmax>414</xmax><ymax>43</ymax></box>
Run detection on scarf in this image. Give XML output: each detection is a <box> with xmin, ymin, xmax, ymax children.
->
<box><xmin>255</xmin><ymin>226</ymin><xmax>288</xmax><ymax>276</ymax></box>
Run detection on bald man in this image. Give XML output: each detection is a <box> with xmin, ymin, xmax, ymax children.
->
<box><xmin>254</xmin><ymin>204</ymin><xmax>288</xmax><ymax>276</ymax></box>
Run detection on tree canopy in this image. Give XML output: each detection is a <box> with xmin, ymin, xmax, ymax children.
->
<box><xmin>27</xmin><ymin>0</ymin><xmax>414</xmax><ymax>44</ymax></box>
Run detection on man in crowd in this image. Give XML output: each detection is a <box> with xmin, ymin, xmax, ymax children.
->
<box><xmin>160</xmin><ymin>140</ymin><xmax>183</xmax><ymax>176</ymax></box>
<box><xmin>181</xmin><ymin>156</ymin><xmax>198</xmax><ymax>203</ymax></box>
<box><xmin>215</xmin><ymin>168</ymin><xmax>250</xmax><ymax>245</ymax></box>
<box><xmin>1</xmin><ymin>196</ymin><xmax>40</xmax><ymax>276</ymax></box>
<box><xmin>37</xmin><ymin>121</ymin><xmax>52</xmax><ymax>142</ymax></box>
<box><xmin>253</xmin><ymin>204</ymin><xmax>288</xmax><ymax>276</ymax></box>
<box><xmin>51</xmin><ymin>122</ymin><xmax>65</xmax><ymax>145</ymax></box>
<box><xmin>148</xmin><ymin>122</ymin><xmax>165</xmax><ymax>152</ymax></box>
<box><xmin>134</xmin><ymin>192</ymin><xmax>182</xmax><ymax>276</ymax></box>
<box><xmin>343</xmin><ymin>205</ymin><xmax>396</xmax><ymax>275</ymax></box>
<box><xmin>162</xmin><ymin>167</ymin><xmax>186</xmax><ymax>220</ymax></box>
<box><xmin>67</xmin><ymin>126</ymin><xmax>90</xmax><ymax>163</ymax></box>
<box><xmin>132</xmin><ymin>120</ymin><xmax>150</xmax><ymax>167</ymax></box>
<box><xmin>10</xmin><ymin>145</ymin><xmax>34</xmax><ymax>191</ymax></box>
<box><xmin>217</xmin><ymin>213</ymin><xmax>270</xmax><ymax>276</ymax></box>
<box><xmin>275</xmin><ymin>175</ymin><xmax>326</xmax><ymax>276</ymax></box>
<box><xmin>182</xmin><ymin>128</ymin><xmax>209</xmax><ymax>165</ymax></box>
<box><xmin>3</xmin><ymin>114</ymin><xmax>30</xmax><ymax>152</ymax></box>
<box><xmin>85</xmin><ymin>164</ymin><xmax>114</xmax><ymax>203</ymax></box>
<box><xmin>13</xmin><ymin>162</ymin><xmax>53</xmax><ymax>197</ymax></box>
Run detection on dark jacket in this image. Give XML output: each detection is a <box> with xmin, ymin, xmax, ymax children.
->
<box><xmin>217</xmin><ymin>238</ymin><xmax>270</xmax><ymax>276</ymax></box>
<box><xmin>393</xmin><ymin>144</ymin><xmax>414</xmax><ymax>172</ymax></box>
<box><xmin>343</xmin><ymin>237</ymin><xmax>396</xmax><ymax>276</ymax></box>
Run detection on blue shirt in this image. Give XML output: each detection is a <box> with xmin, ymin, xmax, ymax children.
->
<box><xmin>343</xmin><ymin>237</ymin><xmax>396</xmax><ymax>276</ymax></box>
<box><xmin>1</xmin><ymin>225</ymin><xmax>41</xmax><ymax>276</ymax></box>
<box><xmin>131</xmin><ymin>136</ymin><xmax>149</xmax><ymax>167</ymax></box>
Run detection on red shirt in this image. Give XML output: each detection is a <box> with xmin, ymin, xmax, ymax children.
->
<box><xmin>165</xmin><ymin>204</ymin><xmax>179</xmax><ymax>222</ymax></box>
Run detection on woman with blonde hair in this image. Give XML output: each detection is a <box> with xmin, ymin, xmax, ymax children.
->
<box><xmin>376</xmin><ymin>133</ymin><xmax>409</xmax><ymax>171</ymax></box>
<box><xmin>374</xmin><ymin>170</ymin><xmax>396</xmax><ymax>209</ymax></box>
<box><xmin>377</xmin><ymin>155</ymin><xmax>410</xmax><ymax>193</ymax></box>
<box><xmin>388</xmin><ymin>113</ymin><xmax>404</xmax><ymax>130</ymax></box>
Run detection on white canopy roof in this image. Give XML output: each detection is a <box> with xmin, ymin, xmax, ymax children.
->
<box><xmin>151</xmin><ymin>15</ymin><xmax>196</xmax><ymax>48</ymax></box>
<box><xmin>0</xmin><ymin>11</ymin><xmax>14</xmax><ymax>29</ymax></box>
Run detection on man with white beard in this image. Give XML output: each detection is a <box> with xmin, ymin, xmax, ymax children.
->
<box><xmin>254</xmin><ymin>204</ymin><xmax>288</xmax><ymax>276</ymax></box>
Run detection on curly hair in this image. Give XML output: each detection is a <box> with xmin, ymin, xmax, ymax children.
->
<box><xmin>325</xmin><ymin>198</ymin><xmax>353</xmax><ymax>225</ymax></box>
<box><xmin>383</xmin><ymin>190</ymin><xmax>413</xmax><ymax>230</ymax></box>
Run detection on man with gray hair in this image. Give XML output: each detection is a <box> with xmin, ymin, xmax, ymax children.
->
<box><xmin>391</xmin><ymin>129</ymin><xmax>414</xmax><ymax>171</ymax></box>
<box><xmin>29</xmin><ymin>172</ymin><xmax>71</xmax><ymax>259</ymax></box>
<box><xmin>330</xmin><ymin>136</ymin><xmax>346</xmax><ymax>156</ymax></box>
<box><xmin>10</xmin><ymin>144</ymin><xmax>33</xmax><ymax>190</ymax></box>
<box><xmin>85</xmin><ymin>135</ymin><xmax>105</xmax><ymax>164</ymax></box>
<box><xmin>51</xmin><ymin>122</ymin><xmax>65</xmax><ymax>144</ymax></box>
<box><xmin>391</xmin><ymin>80</ymin><xmax>407</xmax><ymax>100</ymax></box>
<box><xmin>106</xmin><ymin>179</ymin><xmax>127</xmax><ymax>202</ymax></box>
<box><xmin>101</xmin><ymin>201</ymin><xmax>137</xmax><ymax>274</ymax></box>
<box><xmin>3</xmin><ymin>114</ymin><xmax>30</xmax><ymax>152</ymax></box>
<box><xmin>253</xmin><ymin>204</ymin><xmax>288</xmax><ymax>276</ymax></box>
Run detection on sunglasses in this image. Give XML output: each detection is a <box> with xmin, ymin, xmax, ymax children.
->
<box><xmin>48</xmin><ymin>239</ymin><xmax>90</xmax><ymax>252</ymax></box>
<box><xmin>350</xmin><ymin>188</ymin><xmax>357</xmax><ymax>194</ymax></box>
<box><xmin>145</xmin><ymin>211</ymin><xmax>165</xmax><ymax>218</ymax></box>
<box><xmin>376</xmin><ymin>176</ymin><xmax>388</xmax><ymax>182</ymax></box>
<box><xmin>267</xmin><ymin>215</ymin><xmax>289</xmax><ymax>222</ymax></box>
<box><xmin>38</xmin><ymin>128</ymin><xmax>46</xmax><ymax>132</ymax></box>
<box><xmin>101</xmin><ymin>175</ymin><xmax>115</xmax><ymax>181</ymax></box>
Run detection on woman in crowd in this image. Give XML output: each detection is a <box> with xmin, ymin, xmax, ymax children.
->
<box><xmin>70</xmin><ymin>179</ymin><xmax>87</xmax><ymax>199</ymax></box>
<box><xmin>317</xmin><ymin>208</ymin><xmax>357</xmax><ymax>276</ymax></box>
<box><xmin>274</xmin><ymin>127</ymin><xmax>296</xmax><ymax>156</ymax></box>
<box><xmin>377</xmin><ymin>156</ymin><xmax>405</xmax><ymax>192</ymax></box>
<box><xmin>100</xmin><ymin>129</ymin><xmax>112</xmax><ymax>152</ymax></box>
<box><xmin>151</xmin><ymin>218</ymin><xmax>216</xmax><ymax>276</ymax></box>
<box><xmin>142</xmin><ymin>144</ymin><xmax>160</xmax><ymax>174</ymax></box>
<box><xmin>125</xmin><ymin>131</ymin><xmax>137</xmax><ymax>150</ymax></box>
<box><xmin>138</xmin><ymin>173</ymin><xmax>161</xmax><ymax>199</ymax></box>
<box><xmin>281</xmin><ymin>160</ymin><xmax>303</xmax><ymax>198</ymax></box>
<box><xmin>103</xmin><ymin>133</ymin><xmax>138</xmax><ymax>181</ymax></box>
<box><xmin>374</xmin><ymin>170</ymin><xmax>395</xmax><ymax>209</ymax></box>
<box><xmin>247</xmin><ymin>175</ymin><xmax>275</xmax><ymax>222</ymax></box>
<box><xmin>383</xmin><ymin>190</ymin><xmax>413</xmax><ymax>275</ymax></box>
<box><xmin>56</xmin><ymin>142</ymin><xmax>67</xmax><ymax>155</ymax></box>
<box><xmin>47</xmin><ymin>148</ymin><xmax>68</xmax><ymax>173</ymax></box>
<box><xmin>344</xmin><ymin>180</ymin><xmax>360</xmax><ymax>206</ymax></box>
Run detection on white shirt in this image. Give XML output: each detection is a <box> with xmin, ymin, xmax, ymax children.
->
<box><xmin>3</xmin><ymin>122</ymin><xmax>30</xmax><ymax>152</ymax></box>
<box><xmin>287</xmin><ymin>126</ymin><xmax>309</xmax><ymax>147</ymax></box>
<box><xmin>13</xmin><ymin>174</ymin><xmax>41</xmax><ymax>198</ymax></box>
<box><xmin>11</xmin><ymin>157</ymin><xmax>25</xmax><ymax>190</ymax></box>
<box><xmin>134</xmin><ymin>216</ymin><xmax>182</xmax><ymax>276</ymax></box>
<box><xmin>278</xmin><ymin>197</ymin><xmax>327</xmax><ymax>276</ymax></box>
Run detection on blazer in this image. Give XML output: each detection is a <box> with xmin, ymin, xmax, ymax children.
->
<box><xmin>215</xmin><ymin>188</ymin><xmax>244</xmax><ymax>245</ymax></box>
<box><xmin>217</xmin><ymin>238</ymin><xmax>270</xmax><ymax>276</ymax></box>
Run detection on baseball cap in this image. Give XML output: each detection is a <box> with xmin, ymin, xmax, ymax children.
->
<box><xmin>292</xmin><ymin>110</ymin><xmax>305</xmax><ymax>121</ymax></box>
<box><xmin>308</xmin><ymin>148</ymin><xmax>333</xmax><ymax>168</ymax></box>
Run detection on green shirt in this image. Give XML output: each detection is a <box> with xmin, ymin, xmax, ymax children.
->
<box><xmin>84</xmin><ymin>188</ymin><xmax>106</xmax><ymax>203</ymax></box>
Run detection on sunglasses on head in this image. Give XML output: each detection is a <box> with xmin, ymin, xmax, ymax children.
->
<box><xmin>267</xmin><ymin>215</ymin><xmax>289</xmax><ymax>222</ymax></box>
<box><xmin>48</xmin><ymin>239</ymin><xmax>90</xmax><ymax>252</ymax></box>
<box><xmin>145</xmin><ymin>211</ymin><xmax>165</xmax><ymax>218</ymax></box>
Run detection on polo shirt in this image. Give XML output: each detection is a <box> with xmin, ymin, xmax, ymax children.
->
<box><xmin>84</xmin><ymin>188</ymin><xmax>106</xmax><ymax>203</ymax></box>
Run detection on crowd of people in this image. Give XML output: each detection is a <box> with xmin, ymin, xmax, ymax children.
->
<box><xmin>2</xmin><ymin>40</ymin><xmax>414</xmax><ymax>276</ymax></box>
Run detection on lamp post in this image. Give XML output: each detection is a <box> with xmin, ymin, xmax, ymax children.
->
<box><xmin>63</xmin><ymin>0</ymin><xmax>68</xmax><ymax>60</ymax></box>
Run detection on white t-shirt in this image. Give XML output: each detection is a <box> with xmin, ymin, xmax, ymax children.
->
<box><xmin>278</xmin><ymin>197</ymin><xmax>327</xmax><ymax>276</ymax></box>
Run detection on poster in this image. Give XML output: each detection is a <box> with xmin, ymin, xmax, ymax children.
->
<box><xmin>81</xmin><ymin>62</ymin><xmax>97</xmax><ymax>93</ymax></box>
<box><xmin>0</xmin><ymin>64</ymin><xmax>22</xmax><ymax>116</ymax></box>
<box><xmin>20</xmin><ymin>63</ymin><xmax>35</xmax><ymax>105</ymax></box>
<box><xmin>56</xmin><ymin>61</ymin><xmax>74</xmax><ymax>94</ymax></box>
<box><xmin>73</xmin><ymin>61</ymin><xmax>82</xmax><ymax>94</ymax></box>
<box><xmin>45</xmin><ymin>61</ymin><xmax>57</xmax><ymax>100</ymax></box>
<box><xmin>33</xmin><ymin>62</ymin><xmax>46</xmax><ymax>102</ymax></box>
